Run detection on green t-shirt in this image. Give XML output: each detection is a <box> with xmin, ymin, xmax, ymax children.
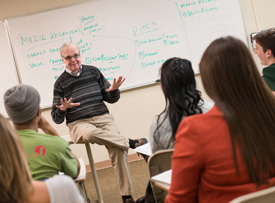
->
<box><xmin>17</xmin><ymin>129</ymin><xmax>78</xmax><ymax>180</ymax></box>
<box><xmin>262</xmin><ymin>63</ymin><xmax>275</xmax><ymax>91</ymax></box>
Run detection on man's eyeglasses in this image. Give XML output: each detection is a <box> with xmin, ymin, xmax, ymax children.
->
<box><xmin>62</xmin><ymin>53</ymin><xmax>80</xmax><ymax>61</ymax></box>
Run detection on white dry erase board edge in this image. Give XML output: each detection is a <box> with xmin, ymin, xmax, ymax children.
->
<box><xmin>6</xmin><ymin>0</ymin><xmax>247</xmax><ymax>108</ymax></box>
<box><xmin>0</xmin><ymin>20</ymin><xmax>19</xmax><ymax>117</ymax></box>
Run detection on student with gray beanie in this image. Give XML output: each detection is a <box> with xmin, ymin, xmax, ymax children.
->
<box><xmin>4</xmin><ymin>84</ymin><xmax>80</xmax><ymax>180</ymax></box>
<box><xmin>4</xmin><ymin>84</ymin><xmax>41</xmax><ymax>124</ymax></box>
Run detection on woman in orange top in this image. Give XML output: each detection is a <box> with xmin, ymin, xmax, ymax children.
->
<box><xmin>166</xmin><ymin>36</ymin><xmax>275</xmax><ymax>203</ymax></box>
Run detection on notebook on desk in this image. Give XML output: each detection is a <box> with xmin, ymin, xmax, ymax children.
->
<box><xmin>151</xmin><ymin>169</ymin><xmax>172</xmax><ymax>191</ymax></box>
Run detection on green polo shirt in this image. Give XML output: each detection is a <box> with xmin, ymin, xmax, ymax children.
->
<box><xmin>17</xmin><ymin>129</ymin><xmax>78</xmax><ymax>180</ymax></box>
<box><xmin>262</xmin><ymin>63</ymin><xmax>275</xmax><ymax>91</ymax></box>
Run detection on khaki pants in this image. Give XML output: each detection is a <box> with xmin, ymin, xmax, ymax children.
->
<box><xmin>68</xmin><ymin>114</ymin><xmax>133</xmax><ymax>196</ymax></box>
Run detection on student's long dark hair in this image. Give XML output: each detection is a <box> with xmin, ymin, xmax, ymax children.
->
<box><xmin>200</xmin><ymin>36</ymin><xmax>275</xmax><ymax>187</ymax></box>
<box><xmin>153</xmin><ymin>57</ymin><xmax>203</xmax><ymax>146</ymax></box>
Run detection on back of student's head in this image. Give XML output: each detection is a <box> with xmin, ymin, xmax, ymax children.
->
<box><xmin>160</xmin><ymin>57</ymin><xmax>199</xmax><ymax>108</ymax></box>
<box><xmin>253</xmin><ymin>28</ymin><xmax>275</xmax><ymax>57</ymax></box>
<box><xmin>199</xmin><ymin>36</ymin><xmax>275</xmax><ymax>187</ymax></box>
<box><xmin>4</xmin><ymin>84</ymin><xmax>40</xmax><ymax>124</ymax></box>
<box><xmin>157</xmin><ymin>57</ymin><xmax>202</xmax><ymax>136</ymax></box>
<box><xmin>199</xmin><ymin>36</ymin><xmax>265</xmax><ymax>106</ymax></box>
<box><xmin>0</xmin><ymin>114</ymin><xmax>32</xmax><ymax>203</ymax></box>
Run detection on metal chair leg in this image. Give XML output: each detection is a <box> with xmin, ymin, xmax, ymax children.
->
<box><xmin>85</xmin><ymin>142</ymin><xmax>104</xmax><ymax>203</ymax></box>
<box><xmin>79</xmin><ymin>181</ymin><xmax>90</xmax><ymax>203</ymax></box>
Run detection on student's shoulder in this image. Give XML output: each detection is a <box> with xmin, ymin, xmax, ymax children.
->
<box><xmin>151</xmin><ymin>112</ymin><xmax>168</xmax><ymax>128</ymax></box>
<box><xmin>46</xmin><ymin>174</ymin><xmax>74</xmax><ymax>184</ymax></box>
<box><xmin>45</xmin><ymin>175</ymin><xmax>84</xmax><ymax>203</ymax></box>
<box><xmin>183</xmin><ymin>104</ymin><xmax>217</xmax><ymax>126</ymax></box>
<box><xmin>45</xmin><ymin>135</ymin><xmax>70</xmax><ymax>153</ymax></box>
<box><xmin>45</xmin><ymin>175</ymin><xmax>78</xmax><ymax>196</ymax></box>
<box><xmin>176</xmin><ymin>110</ymin><xmax>212</xmax><ymax>141</ymax></box>
<box><xmin>38</xmin><ymin>133</ymin><xmax>68</xmax><ymax>145</ymax></box>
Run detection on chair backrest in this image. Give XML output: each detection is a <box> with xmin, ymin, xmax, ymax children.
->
<box><xmin>229</xmin><ymin>186</ymin><xmax>275</xmax><ymax>203</ymax></box>
<box><xmin>148</xmin><ymin>149</ymin><xmax>174</xmax><ymax>203</ymax></box>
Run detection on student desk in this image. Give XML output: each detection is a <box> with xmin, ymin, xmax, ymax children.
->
<box><xmin>150</xmin><ymin>169</ymin><xmax>171</xmax><ymax>192</ymax></box>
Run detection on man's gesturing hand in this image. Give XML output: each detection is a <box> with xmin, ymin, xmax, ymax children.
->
<box><xmin>56</xmin><ymin>97</ymin><xmax>80</xmax><ymax>111</ymax></box>
<box><xmin>106</xmin><ymin>76</ymin><xmax>126</xmax><ymax>92</ymax></box>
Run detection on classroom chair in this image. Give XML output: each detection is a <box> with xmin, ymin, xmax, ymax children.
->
<box><xmin>148</xmin><ymin>149</ymin><xmax>174</xmax><ymax>203</ymax></box>
<box><xmin>229</xmin><ymin>186</ymin><xmax>275</xmax><ymax>203</ymax></box>
<box><xmin>62</xmin><ymin>135</ymin><xmax>104</xmax><ymax>203</ymax></box>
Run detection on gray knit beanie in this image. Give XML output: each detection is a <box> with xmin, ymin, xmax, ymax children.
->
<box><xmin>4</xmin><ymin>84</ymin><xmax>40</xmax><ymax>124</ymax></box>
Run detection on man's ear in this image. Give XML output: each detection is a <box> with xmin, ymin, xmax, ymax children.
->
<box><xmin>37</xmin><ymin>107</ymin><xmax>41</xmax><ymax>116</ymax></box>
<box><xmin>266</xmin><ymin>49</ymin><xmax>272</xmax><ymax>57</ymax></box>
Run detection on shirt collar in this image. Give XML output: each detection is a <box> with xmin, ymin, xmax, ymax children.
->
<box><xmin>65</xmin><ymin>65</ymin><xmax>82</xmax><ymax>77</ymax></box>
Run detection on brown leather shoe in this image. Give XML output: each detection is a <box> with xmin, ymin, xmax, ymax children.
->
<box><xmin>134</xmin><ymin>138</ymin><xmax>148</xmax><ymax>148</ymax></box>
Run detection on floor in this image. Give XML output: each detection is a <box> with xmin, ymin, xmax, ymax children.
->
<box><xmin>84</xmin><ymin>159</ymin><xmax>150</xmax><ymax>203</ymax></box>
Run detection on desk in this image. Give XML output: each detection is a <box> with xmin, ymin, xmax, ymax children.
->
<box><xmin>152</xmin><ymin>180</ymin><xmax>170</xmax><ymax>192</ymax></box>
<box><xmin>150</xmin><ymin>169</ymin><xmax>171</xmax><ymax>192</ymax></box>
<box><xmin>76</xmin><ymin>158</ymin><xmax>89</xmax><ymax>203</ymax></box>
<box><xmin>74</xmin><ymin>158</ymin><xmax>86</xmax><ymax>183</ymax></box>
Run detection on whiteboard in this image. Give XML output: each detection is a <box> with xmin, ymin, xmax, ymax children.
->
<box><xmin>0</xmin><ymin>21</ymin><xmax>19</xmax><ymax>116</ymax></box>
<box><xmin>7</xmin><ymin>0</ymin><xmax>247</xmax><ymax>108</ymax></box>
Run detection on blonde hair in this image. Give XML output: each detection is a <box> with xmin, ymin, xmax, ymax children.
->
<box><xmin>0</xmin><ymin>114</ymin><xmax>32</xmax><ymax>203</ymax></box>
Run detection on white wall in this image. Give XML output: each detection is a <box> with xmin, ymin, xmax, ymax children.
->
<box><xmin>0</xmin><ymin>0</ymin><xmax>272</xmax><ymax>165</ymax></box>
<box><xmin>252</xmin><ymin>0</ymin><xmax>275</xmax><ymax>30</ymax></box>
